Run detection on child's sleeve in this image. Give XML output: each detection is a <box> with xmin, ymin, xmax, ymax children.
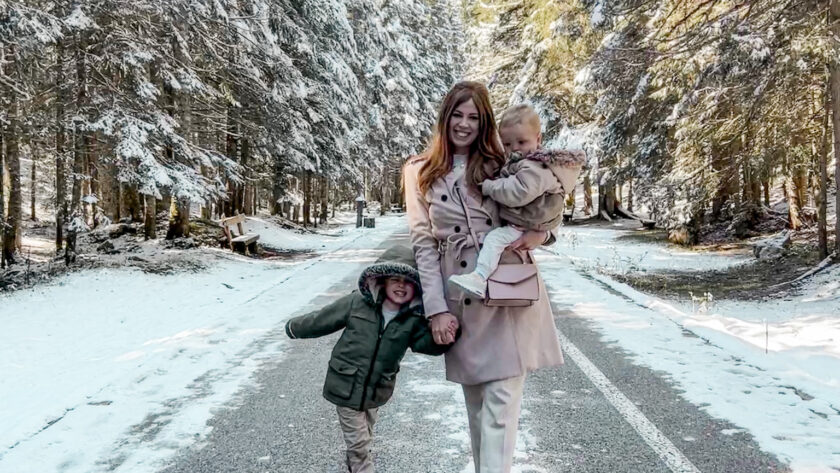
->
<box><xmin>481</xmin><ymin>163</ymin><xmax>553</xmax><ymax>207</ymax></box>
<box><xmin>285</xmin><ymin>293</ymin><xmax>355</xmax><ymax>339</ymax></box>
<box><xmin>409</xmin><ymin>322</ymin><xmax>458</xmax><ymax>356</ymax></box>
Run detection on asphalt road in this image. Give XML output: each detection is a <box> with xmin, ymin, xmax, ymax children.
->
<box><xmin>161</xmin><ymin>229</ymin><xmax>789</xmax><ymax>473</ymax></box>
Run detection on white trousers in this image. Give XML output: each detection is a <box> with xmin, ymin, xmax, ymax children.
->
<box><xmin>474</xmin><ymin>226</ymin><xmax>524</xmax><ymax>279</ymax></box>
<box><xmin>461</xmin><ymin>375</ymin><xmax>526</xmax><ymax>473</ymax></box>
<box><xmin>336</xmin><ymin>405</ymin><xmax>379</xmax><ymax>473</ymax></box>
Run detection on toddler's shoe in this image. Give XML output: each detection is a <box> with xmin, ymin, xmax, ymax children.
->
<box><xmin>448</xmin><ymin>272</ymin><xmax>486</xmax><ymax>299</ymax></box>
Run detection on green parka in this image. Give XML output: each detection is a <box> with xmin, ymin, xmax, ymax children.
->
<box><xmin>285</xmin><ymin>245</ymin><xmax>451</xmax><ymax>411</ymax></box>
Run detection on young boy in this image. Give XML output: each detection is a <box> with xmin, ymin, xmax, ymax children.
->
<box><xmin>285</xmin><ymin>244</ymin><xmax>452</xmax><ymax>473</ymax></box>
<box><xmin>448</xmin><ymin>104</ymin><xmax>585</xmax><ymax>298</ymax></box>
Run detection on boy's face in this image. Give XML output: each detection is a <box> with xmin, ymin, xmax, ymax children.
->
<box><xmin>384</xmin><ymin>277</ymin><xmax>416</xmax><ymax>305</ymax></box>
<box><xmin>500</xmin><ymin>122</ymin><xmax>541</xmax><ymax>155</ymax></box>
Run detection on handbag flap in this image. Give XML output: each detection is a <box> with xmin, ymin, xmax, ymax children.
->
<box><xmin>487</xmin><ymin>264</ymin><xmax>538</xmax><ymax>284</ymax></box>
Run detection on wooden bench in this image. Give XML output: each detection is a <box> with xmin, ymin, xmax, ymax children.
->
<box><xmin>220</xmin><ymin>214</ymin><xmax>260</xmax><ymax>255</ymax></box>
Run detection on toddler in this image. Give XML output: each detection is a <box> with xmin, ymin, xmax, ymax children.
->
<box><xmin>449</xmin><ymin>104</ymin><xmax>585</xmax><ymax>298</ymax></box>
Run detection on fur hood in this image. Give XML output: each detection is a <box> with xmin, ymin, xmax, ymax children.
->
<box><xmin>357</xmin><ymin>244</ymin><xmax>422</xmax><ymax>307</ymax></box>
<box><xmin>508</xmin><ymin>148</ymin><xmax>586</xmax><ymax>167</ymax></box>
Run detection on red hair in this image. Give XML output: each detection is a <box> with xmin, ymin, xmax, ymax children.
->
<box><xmin>416</xmin><ymin>81</ymin><xmax>505</xmax><ymax>194</ymax></box>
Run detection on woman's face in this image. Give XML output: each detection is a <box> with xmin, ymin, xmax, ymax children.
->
<box><xmin>448</xmin><ymin>99</ymin><xmax>480</xmax><ymax>154</ymax></box>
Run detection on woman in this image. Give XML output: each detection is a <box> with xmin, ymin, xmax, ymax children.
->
<box><xmin>403</xmin><ymin>81</ymin><xmax>564</xmax><ymax>473</ymax></box>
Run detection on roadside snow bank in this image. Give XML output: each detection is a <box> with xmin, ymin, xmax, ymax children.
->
<box><xmin>544</xmin><ymin>224</ymin><xmax>840</xmax><ymax>472</ymax></box>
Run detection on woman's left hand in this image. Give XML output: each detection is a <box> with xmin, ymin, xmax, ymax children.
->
<box><xmin>509</xmin><ymin>230</ymin><xmax>548</xmax><ymax>251</ymax></box>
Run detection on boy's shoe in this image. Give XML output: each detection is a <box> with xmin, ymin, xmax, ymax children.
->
<box><xmin>448</xmin><ymin>272</ymin><xmax>486</xmax><ymax>299</ymax></box>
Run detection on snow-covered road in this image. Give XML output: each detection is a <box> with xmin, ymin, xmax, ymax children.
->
<box><xmin>1</xmin><ymin>216</ymin><xmax>837</xmax><ymax>472</ymax></box>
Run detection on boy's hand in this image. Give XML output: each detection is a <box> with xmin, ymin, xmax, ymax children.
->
<box><xmin>447</xmin><ymin>319</ymin><xmax>458</xmax><ymax>339</ymax></box>
<box><xmin>430</xmin><ymin>312</ymin><xmax>458</xmax><ymax>344</ymax></box>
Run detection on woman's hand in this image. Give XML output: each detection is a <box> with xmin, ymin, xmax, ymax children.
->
<box><xmin>509</xmin><ymin>230</ymin><xmax>549</xmax><ymax>251</ymax></box>
<box><xmin>430</xmin><ymin>312</ymin><xmax>459</xmax><ymax>345</ymax></box>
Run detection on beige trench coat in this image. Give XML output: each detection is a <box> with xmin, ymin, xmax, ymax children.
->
<box><xmin>403</xmin><ymin>156</ymin><xmax>564</xmax><ymax>386</ymax></box>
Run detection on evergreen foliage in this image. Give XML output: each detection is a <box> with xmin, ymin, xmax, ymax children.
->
<box><xmin>1</xmin><ymin>0</ymin><xmax>462</xmax><ymax>256</ymax></box>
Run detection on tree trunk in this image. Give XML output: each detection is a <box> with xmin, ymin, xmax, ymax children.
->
<box><xmin>120</xmin><ymin>183</ymin><xmax>142</xmax><ymax>221</ymax></box>
<box><xmin>749</xmin><ymin>168</ymin><xmax>761</xmax><ymax>208</ymax></box>
<box><xmin>88</xmin><ymin>141</ymin><xmax>99</xmax><ymax>227</ymax></box>
<box><xmin>831</xmin><ymin>0</ymin><xmax>840</xmax><ymax>257</ymax></box>
<box><xmin>166</xmin><ymin>196</ymin><xmax>190</xmax><ymax>239</ymax></box>
<box><xmin>762</xmin><ymin>179</ymin><xmax>770</xmax><ymax>207</ymax></box>
<box><xmin>54</xmin><ymin>11</ymin><xmax>66</xmax><ymax>251</ymax></box>
<box><xmin>144</xmin><ymin>193</ymin><xmax>156</xmax><ymax>240</ymax></box>
<box><xmin>332</xmin><ymin>184</ymin><xmax>338</xmax><ymax>218</ymax></box>
<box><xmin>98</xmin><ymin>158</ymin><xmax>120</xmax><ymax>222</ymax></box>
<box><xmin>225</xmin><ymin>103</ymin><xmax>239</xmax><ymax>217</ymax></box>
<box><xmin>320</xmin><ymin>176</ymin><xmax>328</xmax><ymax>223</ymax></box>
<box><xmin>3</xmin><ymin>44</ymin><xmax>21</xmax><ymax>265</ymax></box>
<box><xmin>818</xmin><ymin>78</ymin><xmax>831</xmax><ymax>259</ymax></box>
<box><xmin>303</xmin><ymin>171</ymin><xmax>311</xmax><ymax>227</ymax></box>
<box><xmin>785</xmin><ymin>174</ymin><xmax>802</xmax><ymax>230</ymax></box>
<box><xmin>0</xmin><ymin>115</ymin><xmax>5</xmax><ymax>268</ymax></box>
<box><xmin>242</xmin><ymin>139</ymin><xmax>253</xmax><ymax>216</ymax></box>
<box><xmin>380</xmin><ymin>164</ymin><xmax>389</xmax><ymax>216</ymax></box>
<box><xmin>793</xmin><ymin>167</ymin><xmax>808</xmax><ymax>217</ymax></box>
<box><xmin>582</xmin><ymin>171</ymin><xmax>593</xmax><ymax>216</ymax></box>
<box><xmin>30</xmin><ymin>142</ymin><xmax>36</xmax><ymax>221</ymax></box>
<box><xmin>68</xmin><ymin>31</ymin><xmax>89</xmax><ymax>262</ymax></box>
<box><xmin>599</xmin><ymin>182</ymin><xmax>617</xmax><ymax>218</ymax></box>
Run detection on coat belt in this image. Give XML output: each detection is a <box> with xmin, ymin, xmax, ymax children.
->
<box><xmin>438</xmin><ymin>231</ymin><xmax>485</xmax><ymax>263</ymax></box>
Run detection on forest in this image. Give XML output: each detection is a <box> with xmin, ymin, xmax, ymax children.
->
<box><xmin>0</xmin><ymin>0</ymin><xmax>462</xmax><ymax>266</ymax></box>
<box><xmin>1</xmin><ymin>0</ymin><xmax>839</xmax><ymax>268</ymax></box>
<box><xmin>463</xmin><ymin>0</ymin><xmax>839</xmax><ymax>255</ymax></box>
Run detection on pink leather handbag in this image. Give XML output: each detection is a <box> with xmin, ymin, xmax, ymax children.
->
<box><xmin>485</xmin><ymin>250</ymin><xmax>540</xmax><ymax>307</ymax></box>
<box><xmin>455</xmin><ymin>185</ymin><xmax>540</xmax><ymax>307</ymax></box>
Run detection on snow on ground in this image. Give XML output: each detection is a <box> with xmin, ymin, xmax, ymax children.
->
<box><xmin>241</xmin><ymin>212</ymin><xmax>358</xmax><ymax>251</ymax></box>
<box><xmin>556</xmin><ymin>224</ymin><xmax>751</xmax><ymax>274</ymax></box>
<box><xmin>0</xmin><ymin>214</ymin><xmax>405</xmax><ymax>473</ymax></box>
<box><xmin>544</xmin><ymin>223</ymin><xmax>840</xmax><ymax>472</ymax></box>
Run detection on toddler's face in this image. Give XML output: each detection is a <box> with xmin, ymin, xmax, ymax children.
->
<box><xmin>500</xmin><ymin>123</ymin><xmax>541</xmax><ymax>155</ymax></box>
<box><xmin>384</xmin><ymin>277</ymin><xmax>416</xmax><ymax>305</ymax></box>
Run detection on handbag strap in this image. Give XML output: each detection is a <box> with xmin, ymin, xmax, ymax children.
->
<box><xmin>453</xmin><ymin>184</ymin><xmax>481</xmax><ymax>250</ymax></box>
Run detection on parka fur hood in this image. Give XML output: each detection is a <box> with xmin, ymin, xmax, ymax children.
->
<box><xmin>506</xmin><ymin>148</ymin><xmax>586</xmax><ymax>196</ymax></box>
<box><xmin>481</xmin><ymin>147</ymin><xmax>586</xmax><ymax>231</ymax></box>
<box><xmin>357</xmin><ymin>244</ymin><xmax>422</xmax><ymax>307</ymax></box>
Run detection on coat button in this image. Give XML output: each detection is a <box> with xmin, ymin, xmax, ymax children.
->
<box><xmin>542</xmin><ymin>163</ymin><xmax>548</xmax><ymax>168</ymax></box>
<box><xmin>464</xmin><ymin>298</ymin><xmax>472</xmax><ymax>306</ymax></box>
<box><xmin>460</xmin><ymin>261</ymin><xmax>467</xmax><ymax>268</ymax></box>
<box><xmin>441</xmin><ymin>195</ymin><xmax>448</xmax><ymax>202</ymax></box>
<box><xmin>454</xmin><ymin>225</ymin><xmax>461</xmax><ymax>233</ymax></box>
<box><xmin>485</xmin><ymin>218</ymin><xmax>492</xmax><ymax>225</ymax></box>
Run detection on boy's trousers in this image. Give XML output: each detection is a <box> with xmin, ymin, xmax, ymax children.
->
<box><xmin>462</xmin><ymin>374</ymin><xmax>526</xmax><ymax>473</ymax></box>
<box><xmin>336</xmin><ymin>405</ymin><xmax>379</xmax><ymax>473</ymax></box>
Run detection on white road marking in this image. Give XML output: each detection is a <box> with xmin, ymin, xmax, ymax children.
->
<box><xmin>556</xmin><ymin>329</ymin><xmax>702</xmax><ymax>473</ymax></box>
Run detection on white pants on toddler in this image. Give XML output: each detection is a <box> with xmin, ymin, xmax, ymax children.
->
<box><xmin>474</xmin><ymin>226</ymin><xmax>524</xmax><ymax>279</ymax></box>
